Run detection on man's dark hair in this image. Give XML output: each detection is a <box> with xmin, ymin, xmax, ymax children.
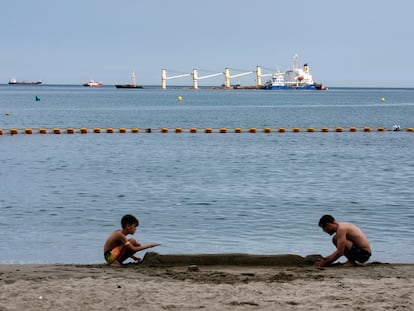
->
<box><xmin>319</xmin><ymin>215</ymin><xmax>335</xmax><ymax>228</ymax></box>
<box><xmin>121</xmin><ymin>214</ymin><xmax>139</xmax><ymax>228</ymax></box>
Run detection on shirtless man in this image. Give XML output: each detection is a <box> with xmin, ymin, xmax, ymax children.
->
<box><xmin>315</xmin><ymin>215</ymin><xmax>371</xmax><ymax>267</ymax></box>
<box><xmin>104</xmin><ymin>214</ymin><xmax>160</xmax><ymax>267</ymax></box>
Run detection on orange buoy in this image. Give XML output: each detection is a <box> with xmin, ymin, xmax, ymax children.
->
<box><xmin>406</xmin><ymin>128</ymin><xmax>413</xmax><ymax>132</ymax></box>
<box><xmin>249</xmin><ymin>128</ymin><xmax>256</xmax><ymax>133</ymax></box>
<box><xmin>106</xmin><ymin>128</ymin><xmax>114</xmax><ymax>133</ymax></box>
<box><xmin>53</xmin><ymin>128</ymin><xmax>61</xmax><ymax>134</ymax></box>
<box><xmin>220</xmin><ymin>128</ymin><xmax>227</xmax><ymax>133</ymax></box>
<box><xmin>93</xmin><ymin>128</ymin><xmax>101</xmax><ymax>133</ymax></box>
<box><xmin>293</xmin><ymin>128</ymin><xmax>300</xmax><ymax>133</ymax></box>
<box><xmin>190</xmin><ymin>128</ymin><xmax>197</xmax><ymax>133</ymax></box>
<box><xmin>131</xmin><ymin>127</ymin><xmax>139</xmax><ymax>133</ymax></box>
<box><xmin>377</xmin><ymin>127</ymin><xmax>385</xmax><ymax>132</ymax></box>
<box><xmin>39</xmin><ymin>128</ymin><xmax>47</xmax><ymax>134</ymax></box>
<box><xmin>10</xmin><ymin>128</ymin><xmax>18</xmax><ymax>135</ymax></box>
<box><xmin>205</xmin><ymin>128</ymin><xmax>212</xmax><ymax>133</ymax></box>
<box><xmin>119</xmin><ymin>128</ymin><xmax>126</xmax><ymax>133</ymax></box>
<box><xmin>349</xmin><ymin>127</ymin><xmax>357</xmax><ymax>132</ymax></box>
<box><xmin>25</xmin><ymin>128</ymin><xmax>33</xmax><ymax>134</ymax></box>
<box><xmin>307</xmin><ymin>128</ymin><xmax>314</xmax><ymax>133</ymax></box>
<box><xmin>80</xmin><ymin>128</ymin><xmax>88</xmax><ymax>134</ymax></box>
<box><xmin>322</xmin><ymin>128</ymin><xmax>329</xmax><ymax>132</ymax></box>
<box><xmin>335</xmin><ymin>127</ymin><xmax>343</xmax><ymax>132</ymax></box>
<box><xmin>278</xmin><ymin>128</ymin><xmax>286</xmax><ymax>133</ymax></box>
<box><xmin>0</xmin><ymin>129</ymin><xmax>3</xmax><ymax>135</ymax></box>
<box><xmin>363</xmin><ymin>127</ymin><xmax>371</xmax><ymax>132</ymax></box>
<box><xmin>234</xmin><ymin>128</ymin><xmax>242</xmax><ymax>133</ymax></box>
<box><xmin>264</xmin><ymin>128</ymin><xmax>271</xmax><ymax>133</ymax></box>
<box><xmin>175</xmin><ymin>128</ymin><xmax>182</xmax><ymax>133</ymax></box>
<box><xmin>67</xmin><ymin>128</ymin><xmax>74</xmax><ymax>134</ymax></box>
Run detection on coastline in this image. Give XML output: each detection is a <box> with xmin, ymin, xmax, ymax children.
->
<box><xmin>1</xmin><ymin>253</ymin><xmax>413</xmax><ymax>310</ymax></box>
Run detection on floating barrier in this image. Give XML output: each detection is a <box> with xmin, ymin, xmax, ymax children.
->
<box><xmin>1</xmin><ymin>127</ymin><xmax>413</xmax><ymax>136</ymax></box>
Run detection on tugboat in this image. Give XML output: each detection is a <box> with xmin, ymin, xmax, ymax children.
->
<box><xmin>115</xmin><ymin>71</ymin><xmax>143</xmax><ymax>89</ymax></box>
<box><xmin>83</xmin><ymin>80</ymin><xmax>103</xmax><ymax>87</ymax></box>
<box><xmin>265</xmin><ymin>54</ymin><xmax>326</xmax><ymax>90</ymax></box>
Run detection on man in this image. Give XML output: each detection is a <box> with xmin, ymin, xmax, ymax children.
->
<box><xmin>315</xmin><ymin>215</ymin><xmax>371</xmax><ymax>267</ymax></box>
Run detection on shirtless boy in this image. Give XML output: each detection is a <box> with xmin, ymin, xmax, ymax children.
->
<box><xmin>104</xmin><ymin>214</ymin><xmax>160</xmax><ymax>266</ymax></box>
<box><xmin>315</xmin><ymin>214</ymin><xmax>371</xmax><ymax>267</ymax></box>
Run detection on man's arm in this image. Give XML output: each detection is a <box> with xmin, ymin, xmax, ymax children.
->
<box><xmin>316</xmin><ymin>229</ymin><xmax>347</xmax><ymax>267</ymax></box>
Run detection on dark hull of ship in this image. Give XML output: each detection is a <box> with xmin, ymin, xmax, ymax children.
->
<box><xmin>9</xmin><ymin>81</ymin><xmax>42</xmax><ymax>85</ymax></box>
<box><xmin>115</xmin><ymin>84</ymin><xmax>143</xmax><ymax>89</ymax></box>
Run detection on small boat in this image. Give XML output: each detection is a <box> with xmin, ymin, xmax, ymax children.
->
<box><xmin>115</xmin><ymin>71</ymin><xmax>143</xmax><ymax>89</ymax></box>
<box><xmin>265</xmin><ymin>54</ymin><xmax>327</xmax><ymax>90</ymax></box>
<box><xmin>83</xmin><ymin>80</ymin><xmax>103</xmax><ymax>87</ymax></box>
<box><xmin>8</xmin><ymin>78</ymin><xmax>42</xmax><ymax>85</ymax></box>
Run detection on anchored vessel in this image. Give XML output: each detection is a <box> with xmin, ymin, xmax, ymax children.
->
<box><xmin>8</xmin><ymin>78</ymin><xmax>42</xmax><ymax>85</ymax></box>
<box><xmin>115</xmin><ymin>71</ymin><xmax>143</xmax><ymax>89</ymax></box>
<box><xmin>265</xmin><ymin>55</ymin><xmax>326</xmax><ymax>90</ymax></box>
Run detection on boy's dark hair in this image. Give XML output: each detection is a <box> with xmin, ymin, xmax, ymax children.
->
<box><xmin>319</xmin><ymin>215</ymin><xmax>335</xmax><ymax>228</ymax></box>
<box><xmin>121</xmin><ymin>214</ymin><xmax>139</xmax><ymax>228</ymax></box>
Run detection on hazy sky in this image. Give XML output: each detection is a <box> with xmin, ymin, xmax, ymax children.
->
<box><xmin>1</xmin><ymin>0</ymin><xmax>413</xmax><ymax>87</ymax></box>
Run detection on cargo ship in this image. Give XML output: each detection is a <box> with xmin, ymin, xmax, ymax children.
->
<box><xmin>8</xmin><ymin>78</ymin><xmax>42</xmax><ymax>85</ymax></box>
<box><xmin>265</xmin><ymin>55</ymin><xmax>326</xmax><ymax>90</ymax></box>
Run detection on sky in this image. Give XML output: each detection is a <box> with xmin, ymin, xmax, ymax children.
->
<box><xmin>1</xmin><ymin>0</ymin><xmax>413</xmax><ymax>87</ymax></box>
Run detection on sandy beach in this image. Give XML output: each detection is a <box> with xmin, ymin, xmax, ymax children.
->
<box><xmin>1</xmin><ymin>253</ymin><xmax>412</xmax><ymax>311</ymax></box>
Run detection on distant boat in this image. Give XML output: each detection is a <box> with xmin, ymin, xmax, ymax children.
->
<box><xmin>8</xmin><ymin>78</ymin><xmax>42</xmax><ymax>85</ymax></box>
<box><xmin>83</xmin><ymin>80</ymin><xmax>103</xmax><ymax>87</ymax></box>
<box><xmin>115</xmin><ymin>71</ymin><xmax>143</xmax><ymax>89</ymax></box>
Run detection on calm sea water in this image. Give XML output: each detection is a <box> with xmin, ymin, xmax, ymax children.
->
<box><xmin>1</xmin><ymin>85</ymin><xmax>413</xmax><ymax>264</ymax></box>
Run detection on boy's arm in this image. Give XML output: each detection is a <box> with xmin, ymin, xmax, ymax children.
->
<box><xmin>127</xmin><ymin>242</ymin><xmax>160</xmax><ymax>252</ymax></box>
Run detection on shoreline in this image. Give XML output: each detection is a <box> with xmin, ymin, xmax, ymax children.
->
<box><xmin>1</xmin><ymin>253</ymin><xmax>413</xmax><ymax>310</ymax></box>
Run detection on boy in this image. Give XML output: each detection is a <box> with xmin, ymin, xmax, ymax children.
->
<box><xmin>104</xmin><ymin>214</ymin><xmax>160</xmax><ymax>267</ymax></box>
<box><xmin>315</xmin><ymin>214</ymin><xmax>371</xmax><ymax>267</ymax></box>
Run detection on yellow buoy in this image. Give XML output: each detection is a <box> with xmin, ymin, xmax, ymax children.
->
<box><xmin>177</xmin><ymin>96</ymin><xmax>183</xmax><ymax>101</ymax></box>
<box><xmin>381</xmin><ymin>97</ymin><xmax>385</xmax><ymax>102</ymax></box>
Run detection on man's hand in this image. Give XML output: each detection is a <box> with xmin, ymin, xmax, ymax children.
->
<box><xmin>315</xmin><ymin>257</ymin><xmax>328</xmax><ymax>267</ymax></box>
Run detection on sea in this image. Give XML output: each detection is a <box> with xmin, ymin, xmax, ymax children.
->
<box><xmin>0</xmin><ymin>85</ymin><xmax>413</xmax><ymax>264</ymax></box>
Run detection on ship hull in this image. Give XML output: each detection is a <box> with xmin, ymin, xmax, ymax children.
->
<box><xmin>115</xmin><ymin>84</ymin><xmax>143</xmax><ymax>89</ymax></box>
<box><xmin>9</xmin><ymin>81</ymin><xmax>42</xmax><ymax>85</ymax></box>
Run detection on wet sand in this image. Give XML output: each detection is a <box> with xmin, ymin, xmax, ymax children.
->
<box><xmin>1</xmin><ymin>253</ymin><xmax>412</xmax><ymax>310</ymax></box>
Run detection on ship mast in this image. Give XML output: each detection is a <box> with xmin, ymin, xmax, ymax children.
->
<box><xmin>131</xmin><ymin>71</ymin><xmax>137</xmax><ymax>87</ymax></box>
<box><xmin>293</xmin><ymin>54</ymin><xmax>299</xmax><ymax>70</ymax></box>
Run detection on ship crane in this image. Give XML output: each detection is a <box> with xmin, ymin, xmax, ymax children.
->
<box><xmin>224</xmin><ymin>68</ymin><xmax>254</xmax><ymax>89</ymax></box>
<box><xmin>161</xmin><ymin>69</ymin><xmax>191</xmax><ymax>89</ymax></box>
<box><xmin>192</xmin><ymin>70</ymin><xmax>223</xmax><ymax>89</ymax></box>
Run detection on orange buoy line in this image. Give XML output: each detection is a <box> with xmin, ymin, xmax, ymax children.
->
<box><xmin>0</xmin><ymin>127</ymin><xmax>413</xmax><ymax>136</ymax></box>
